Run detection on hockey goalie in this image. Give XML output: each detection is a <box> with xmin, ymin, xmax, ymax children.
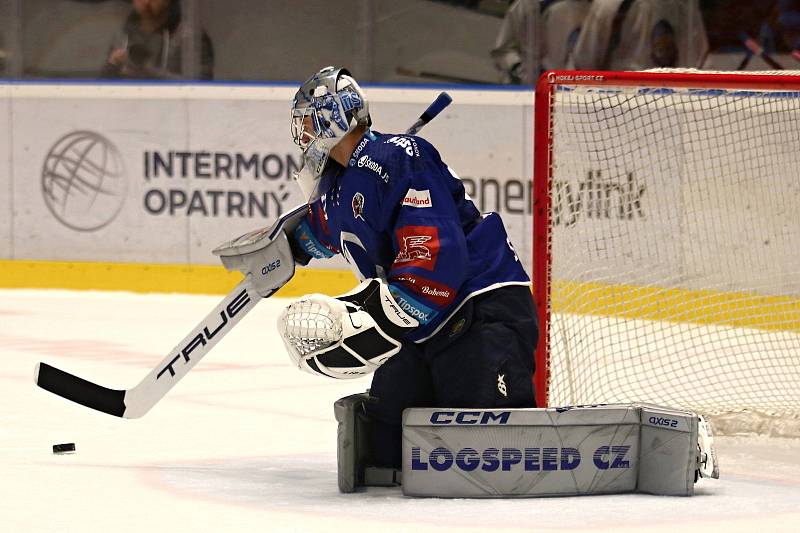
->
<box><xmin>281</xmin><ymin>66</ymin><xmax>537</xmax><ymax>465</ymax></box>
<box><xmin>216</xmin><ymin>65</ymin><xmax>719</xmax><ymax>497</ymax></box>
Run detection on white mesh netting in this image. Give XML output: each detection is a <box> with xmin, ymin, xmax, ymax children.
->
<box><xmin>543</xmin><ymin>71</ymin><xmax>800</xmax><ymax>436</ymax></box>
<box><xmin>280</xmin><ymin>299</ymin><xmax>342</xmax><ymax>357</ymax></box>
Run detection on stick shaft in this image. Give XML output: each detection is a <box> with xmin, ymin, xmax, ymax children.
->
<box><xmin>34</xmin><ymin>277</ymin><xmax>259</xmax><ymax>418</ymax></box>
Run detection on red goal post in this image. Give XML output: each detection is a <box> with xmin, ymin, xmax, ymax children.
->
<box><xmin>533</xmin><ymin>70</ymin><xmax>800</xmax><ymax>435</ymax></box>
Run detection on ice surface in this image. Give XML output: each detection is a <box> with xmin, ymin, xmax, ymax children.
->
<box><xmin>1</xmin><ymin>288</ymin><xmax>799</xmax><ymax>533</ymax></box>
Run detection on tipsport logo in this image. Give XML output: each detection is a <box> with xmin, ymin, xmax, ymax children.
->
<box><xmin>41</xmin><ymin>131</ymin><xmax>127</xmax><ymax>231</ymax></box>
<box><xmin>389</xmin><ymin>288</ymin><xmax>437</xmax><ymax>325</ymax></box>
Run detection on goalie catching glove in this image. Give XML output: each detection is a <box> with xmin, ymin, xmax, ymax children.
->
<box><xmin>279</xmin><ymin>279</ymin><xmax>419</xmax><ymax>379</ymax></box>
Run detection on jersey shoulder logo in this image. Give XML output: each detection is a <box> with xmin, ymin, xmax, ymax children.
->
<box><xmin>402</xmin><ymin>189</ymin><xmax>432</xmax><ymax>208</ymax></box>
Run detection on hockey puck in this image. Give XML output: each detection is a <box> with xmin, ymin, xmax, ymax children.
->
<box><xmin>52</xmin><ymin>443</ymin><xmax>76</xmax><ymax>454</ymax></box>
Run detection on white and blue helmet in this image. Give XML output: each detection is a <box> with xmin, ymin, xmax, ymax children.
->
<box><xmin>291</xmin><ymin>66</ymin><xmax>370</xmax><ymax>202</ymax></box>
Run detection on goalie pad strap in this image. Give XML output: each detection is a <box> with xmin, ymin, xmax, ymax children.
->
<box><xmin>401</xmin><ymin>404</ymin><xmax>708</xmax><ymax>497</ymax></box>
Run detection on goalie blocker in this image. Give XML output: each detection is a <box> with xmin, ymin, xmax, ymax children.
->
<box><xmin>335</xmin><ymin>396</ymin><xmax>719</xmax><ymax>497</ymax></box>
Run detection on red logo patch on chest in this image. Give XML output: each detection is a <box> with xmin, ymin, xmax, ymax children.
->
<box><xmin>393</xmin><ymin>225</ymin><xmax>440</xmax><ymax>271</ymax></box>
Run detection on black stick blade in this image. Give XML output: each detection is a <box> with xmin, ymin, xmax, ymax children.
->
<box><xmin>35</xmin><ymin>362</ymin><xmax>126</xmax><ymax>417</ymax></box>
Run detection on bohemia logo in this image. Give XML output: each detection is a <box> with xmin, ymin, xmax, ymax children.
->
<box><xmin>552</xmin><ymin>170</ymin><xmax>645</xmax><ymax>227</ymax></box>
<box><xmin>41</xmin><ymin>131</ymin><xmax>127</xmax><ymax>231</ymax></box>
<box><xmin>391</xmin><ymin>273</ymin><xmax>455</xmax><ymax>307</ymax></box>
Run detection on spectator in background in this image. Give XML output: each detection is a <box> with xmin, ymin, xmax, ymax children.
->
<box><xmin>774</xmin><ymin>0</ymin><xmax>800</xmax><ymax>53</ymax></box>
<box><xmin>491</xmin><ymin>0</ymin><xmax>591</xmax><ymax>84</ymax></box>
<box><xmin>541</xmin><ymin>0</ymin><xmax>593</xmax><ymax>70</ymax></box>
<box><xmin>491</xmin><ymin>0</ymin><xmax>538</xmax><ymax>84</ymax></box>
<box><xmin>572</xmin><ymin>0</ymin><xmax>709</xmax><ymax>70</ymax></box>
<box><xmin>102</xmin><ymin>0</ymin><xmax>214</xmax><ymax>80</ymax></box>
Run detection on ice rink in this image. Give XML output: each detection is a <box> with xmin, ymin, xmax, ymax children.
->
<box><xmin>2</xmin><ymin>288</ymin><xmax>800</xmax><ymax>533</ymax></box>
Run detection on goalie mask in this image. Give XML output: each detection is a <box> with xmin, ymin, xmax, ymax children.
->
<box><xmin>291</xmin><ymin>66</ymin><xmax>370</xmax><ymax>202</ymax></box>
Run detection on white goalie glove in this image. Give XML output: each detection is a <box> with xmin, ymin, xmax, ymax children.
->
<box><xmin>278</xmin><ymin>279</ymin><xmax>419</xmax><ymax>379</ymax></box>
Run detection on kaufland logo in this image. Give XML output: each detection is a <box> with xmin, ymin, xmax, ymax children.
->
<box><xmin>41</xmin><ymin>130</ymin><xmax>127</xmax><ymax>231</ymax></box>
<box><xmin>402</xmin><ymin>189</ymin><xmax>432</xmax><ymax>208</ymax></box>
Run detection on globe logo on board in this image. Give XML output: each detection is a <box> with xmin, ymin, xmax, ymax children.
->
<box><xmin>41</xmin><ymin>131</ymin><xmax>127</xmax><ymax>231</ymax></box>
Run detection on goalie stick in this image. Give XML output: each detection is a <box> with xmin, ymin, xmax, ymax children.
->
<box><xmin>34</xmin><ymin>91</ymin><xmax>453</xmax><ymax>419</ymax></box>
<box><xmin>405</xmin><ymin>91</ymin><xmax>452</xmax><ymax>135</ymax></box>
<box><xmin>34</xmin><ymin>202</ymin><xmax>306</xmax><ymax>419</ymax></box>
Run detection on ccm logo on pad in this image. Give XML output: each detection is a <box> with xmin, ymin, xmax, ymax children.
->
<box><xmin>402</xmin><ymin>189</ymin><xmax>432</xmax><ymax>208</ymax></box>
<box><xmin>430</xmin><ymin>411</ymin><xmax>511</xmax><ymax>425</ymax></box>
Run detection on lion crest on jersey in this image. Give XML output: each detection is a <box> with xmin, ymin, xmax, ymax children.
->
<box><xmin>393</xmin><ymin>225</ymin><xmax>440</xmax><ymax>271</ymax></box>
<box><xmin>352</xmin><ymin>192</ymin><xmax>365</xmax><ymax>220</ymax></box>
<box><xmin>395</xmin><ymin>235</ymin><xmax>433</xmax><ymax>262</ymax></box>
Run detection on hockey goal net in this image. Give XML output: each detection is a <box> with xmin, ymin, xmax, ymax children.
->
<box><xmin>534</xmin><ymin>70</ymin><xmax>800</xmax><ymax>436</ymax></box>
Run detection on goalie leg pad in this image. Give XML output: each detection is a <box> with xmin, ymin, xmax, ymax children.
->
<box><xmin>334</xmin><ymin>393</ymin><xmax>371</xmax><ymax>493</ymax></box>
<box><xmin>334</xmin><ymin>393</ymin><xmax>401</xmax><ymax>493</ymax></box>
<box><xmin>401</xmin><ymin>404</ymin><xmax>718</xmax><ymax>498</ymax></box>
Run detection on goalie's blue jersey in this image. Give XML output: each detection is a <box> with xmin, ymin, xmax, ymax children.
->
<box><xmin>293</xmin><ymin>130</ymin><xmax>530</xmax><ymax>342</ymax></box>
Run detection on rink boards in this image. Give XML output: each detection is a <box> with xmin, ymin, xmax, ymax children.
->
<box><xmin>0</xmin><ymin>82</ymin><xmax>532</xmax><ymax>296</ymax></box>
<box><xmin>0</xmin><ymin>82</ymin><xmax>798</xmax><ymax>324</ymax></box>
